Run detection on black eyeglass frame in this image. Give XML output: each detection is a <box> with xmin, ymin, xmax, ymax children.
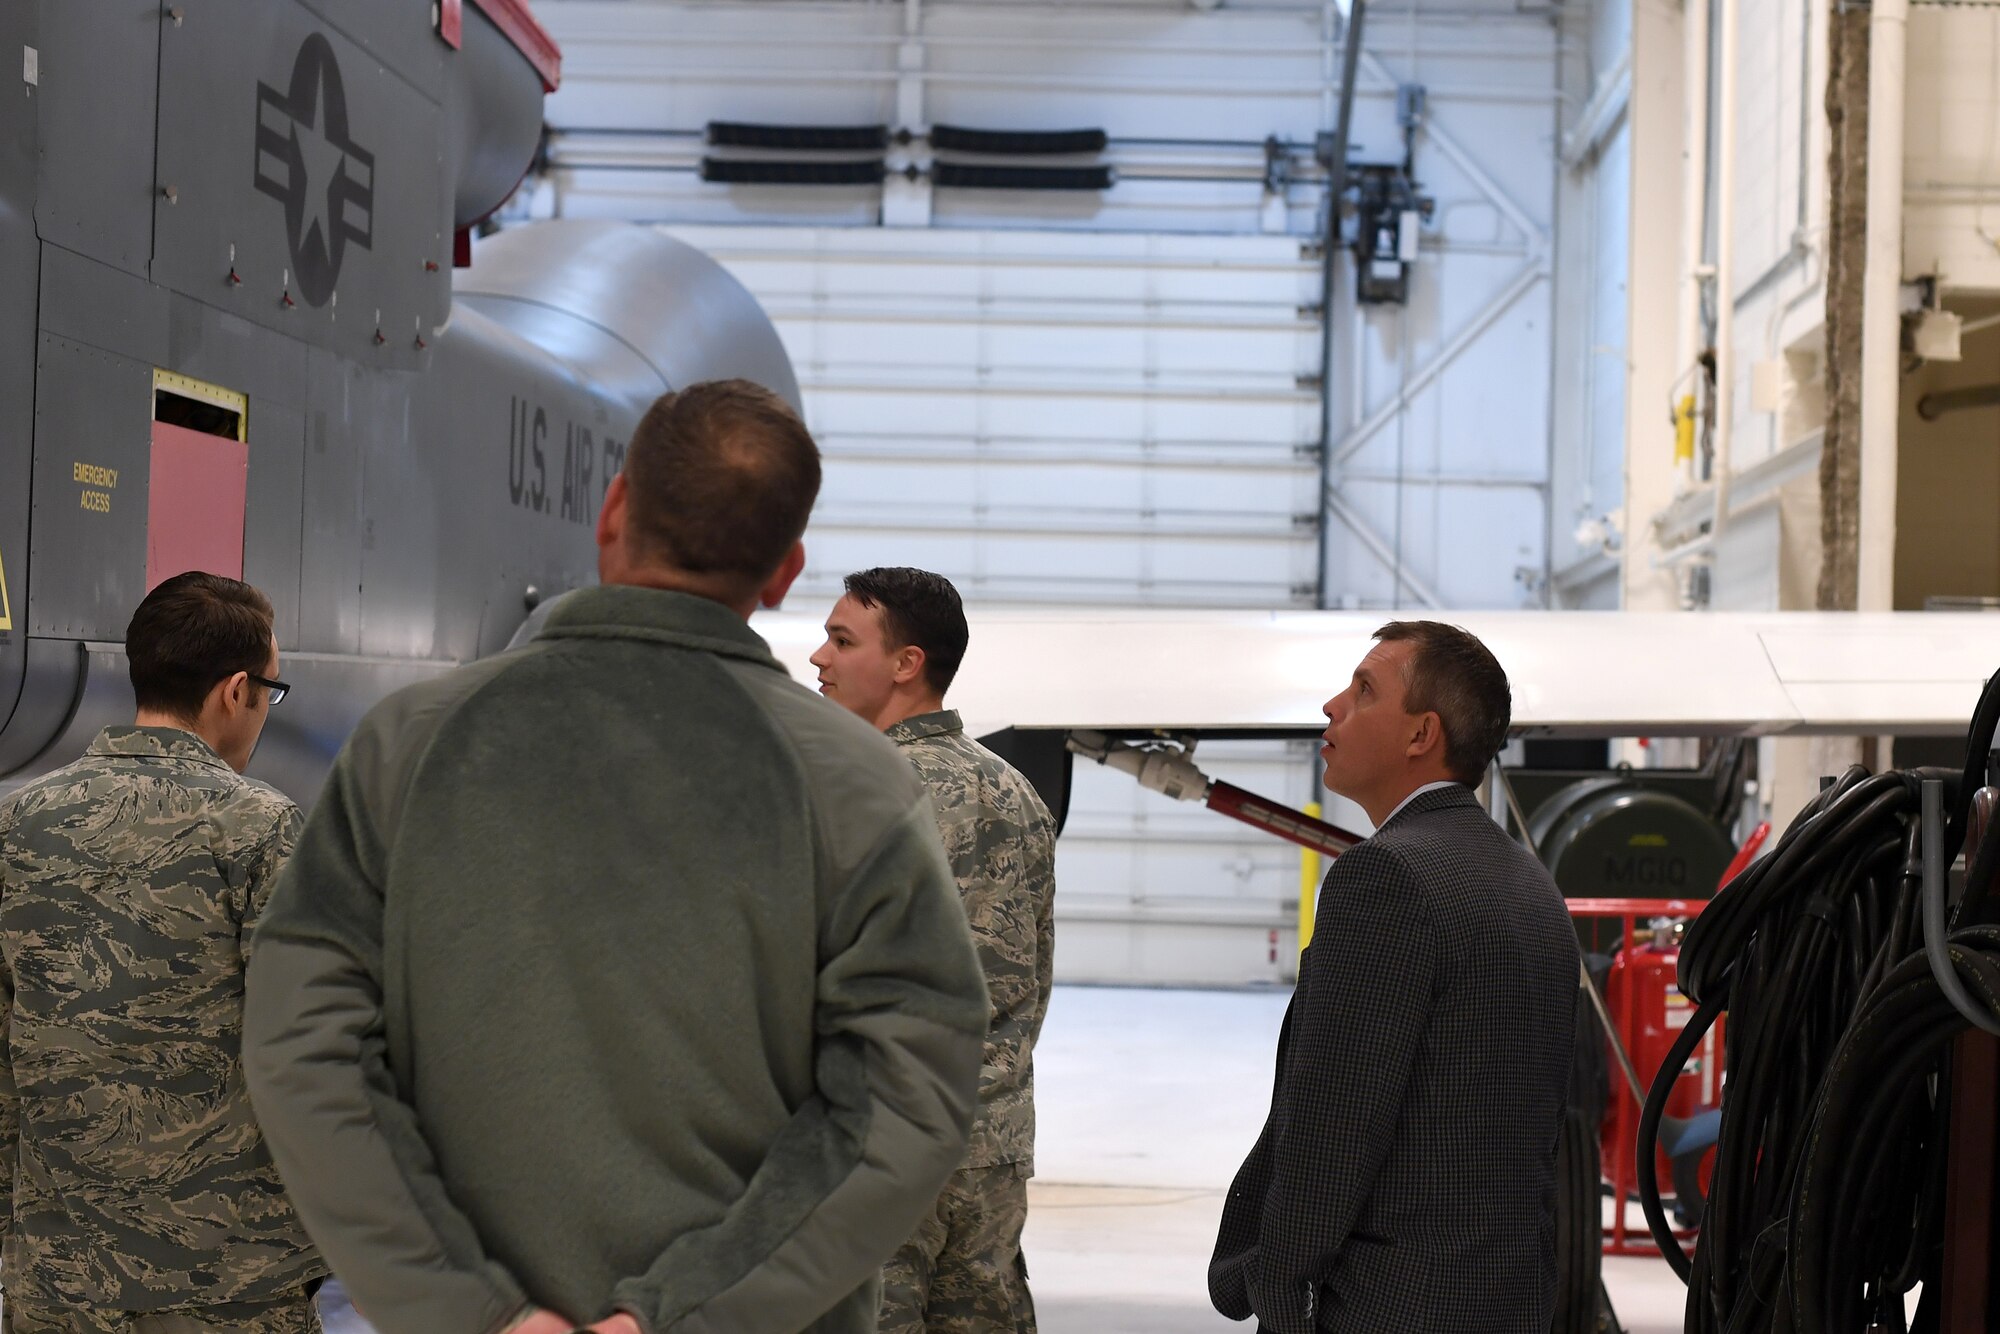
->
<box><xmin>245</xmin><ymin>673</ymin><xmax>291</xmax><ymax>705</ymax></box>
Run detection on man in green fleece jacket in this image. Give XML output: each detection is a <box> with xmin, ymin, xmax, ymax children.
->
<box><xmin>241</xmin><ymin>380</ymin><xmax>990</xmax><ymax>1334</ymax></box>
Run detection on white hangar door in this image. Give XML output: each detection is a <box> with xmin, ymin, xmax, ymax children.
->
<box><xmin>669</xmin><ymin>223</ymin><xmax>1330</xmax><ymax>985</ymax></box>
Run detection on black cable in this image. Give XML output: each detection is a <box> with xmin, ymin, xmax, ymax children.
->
<box><xmin>1635</xmin><ymin>987</ymin><xmax>1722</xmax><ymax>1281</ymax></box>
<box><xmin>1786</xmin><ymin>935</ymin><xmax>2000</xmax><ymax>1331</ymax></box>
<box><xmin>1636</xmin><ymin>669</ymin><xmax>2000</xmax><ymax>1334</ymax></box>
<box><xmin>1921</xmin><ymin>776</ymin><xmax>2000</xmax><ymax>1034</ymax></box>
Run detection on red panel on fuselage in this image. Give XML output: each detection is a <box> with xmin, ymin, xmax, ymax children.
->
<box><xmin>147</xmin><ymin>422</ymin><xmax>248</xmax><ymax>589</ymax></box>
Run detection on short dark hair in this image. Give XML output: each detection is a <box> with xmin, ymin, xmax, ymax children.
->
<box><xmin>1373</xmin><ymin>620</ymin><xmax>1511</xmax><ymax>783</ymax></box>
<box><xmin>623</xmin><ymin>380</ymin><xmax>821</xmax><ymax>597</ymax></box>
<box><xmin>127</xmin><ymin>572</ymin><xmax>276</xmax><ymax>722</ymax></box>
<box><xmin>843</xmin><ymin>567</ymin><xmax>968</xmax><ymax>696</ymax></box>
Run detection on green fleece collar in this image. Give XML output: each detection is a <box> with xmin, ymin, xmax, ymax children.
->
<box><xmin>88</xmin><ymin>725</ymin><xmax>232</xmax><ymax>773</ymax></box>
<box><xmin>537</xmin><ymin>585</ymin><xmax>787</xmax><ymax>673</ymax></box>
<box><xmin>886</xmin><ymin>710</ymin><xmax>964</xmax><ymax>745</ymax></box>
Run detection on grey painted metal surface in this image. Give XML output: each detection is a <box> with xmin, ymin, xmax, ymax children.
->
<box><xmin>0</xmin><ymin>640</ymin><xmax>81</xmax><ymax>782</ymax></box>
<box><xmin>152</xmin><ymin>0</ymin><xmax>447</xmax><ymax>369</ymax></box>
<box><xmin>446</xmin><ymin>8</ymin><xmax>546</xmax><ymax>229</ymax></box>
<box><xmin>29</xmin><ymin>334</ymin><xmax>156</xmax><ymax>640</ymax></box>
<box><xmin>0</xmin><ymin>2</ymin><xmax>39</xmax><ymax>752</ymax></box>
<box><xmin>0</xmin><ymin>1</ymin><xmax>797</xmax><ymax>807</ymax></box>
<box><xmin>459</xmin><ymin>220</ymin><xmax>803</xmax><ymax>416</ymax></box>
<box><xmin>32</xmin><ymin>3</ymin><xmax>157</xmax><ymax>279</ymax></box>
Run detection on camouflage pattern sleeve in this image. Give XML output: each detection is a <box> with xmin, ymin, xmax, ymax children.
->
<box><xmin>0</xmin><ymin>728</ymin><xmax>323</xmax><ymax>1308</ymax></box>
<box><xmin>0</xmin><ymin>810</ymin><xmax>15</xmax><ymax>1248</ymax></box>
<box><xmin>231</xmin><ymin>801</ymin><xmax>304</xmax><ymax>967</ymax></box>
<box><xmin>1027</xmin><ymin>801</ymin><xmax>1057</xmax><ymax>1056</ymax></box>
<box><xmin>891</xmin><ymin>715</ymin><xmax>1058</xmax><ymax>1172</ymax></box>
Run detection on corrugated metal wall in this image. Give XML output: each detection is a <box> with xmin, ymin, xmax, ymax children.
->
<box><xmin>665</xmin><ymin>225</ymin><xmax>1322</xmax><ymax>608</ymax></box>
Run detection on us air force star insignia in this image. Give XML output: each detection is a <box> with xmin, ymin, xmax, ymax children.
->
<box><xmin>253</xmin><ymin>33</ymin><xmax>375</xmax><ymax>308</ymax></box>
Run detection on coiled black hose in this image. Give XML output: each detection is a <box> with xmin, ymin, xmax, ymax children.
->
<box><xmin>1923</xmin><ymin>777</ymin><xmax>2000</xmax><ymax>1037</ymax></box>
<box><xmin>1638</xmin><ymin>668</ymin><xmax>2000</xmax><ymax>1334</ymax></box>
<box><xmin>1788</xmin><ymin>923</ymin><xmax>2000</xmax><ymax>1330</ymax></box>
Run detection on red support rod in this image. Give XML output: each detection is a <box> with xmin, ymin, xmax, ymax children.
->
<box><xmin>1204</xmin><ymin>780</ymin><xmax>1365</xmax><ymax>858</ymax></box>
<box><xmin>1715</xmin><ymin>820</ymin><xmax>1771</xmax><ymax>891</ymax></box>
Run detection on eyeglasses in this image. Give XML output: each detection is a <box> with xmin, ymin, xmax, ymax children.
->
<box><xmin>246</xmin><ymin>673</ymin><xmax>291</xmax><ymax>705</ymax></box>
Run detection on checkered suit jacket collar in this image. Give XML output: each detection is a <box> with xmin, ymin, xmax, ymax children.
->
<box><xmin>1373</xmin><ymin>780</ymin><xmax>1475</xmax><ymax>834</ymax></box>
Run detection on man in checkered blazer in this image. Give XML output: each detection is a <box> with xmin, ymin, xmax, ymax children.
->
<box><xmin>1209</xmin><ymin>621</ymin><xmax>1577</xmax><ymax>1333</ymax></box>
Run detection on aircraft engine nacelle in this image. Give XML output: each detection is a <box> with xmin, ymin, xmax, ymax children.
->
<box><xmin>0</xmin><ymin>2</ymin><xmax>798</xmax><ymax>806</ymax></box>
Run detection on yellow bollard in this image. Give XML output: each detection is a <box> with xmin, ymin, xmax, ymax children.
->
<box><xmin>1298</xmin><ymin>801</ymin><xmax>1323</xmax><ymax>954</ymax></box>
<box><xmin>1673</xmin><ymin>394</ymin><xmax>1696</xmax><ymax>468</ymax></box>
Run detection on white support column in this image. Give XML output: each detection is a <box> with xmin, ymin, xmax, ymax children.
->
<box><xmin>1858</xmin><ymin>0</ymin><xmax>1907</xmax><ymax>610</ymax></box>
<box><xmin>1621</xmin><ymin>0</ymin><xmax>1688</xmax><ymax>611</ymax></box>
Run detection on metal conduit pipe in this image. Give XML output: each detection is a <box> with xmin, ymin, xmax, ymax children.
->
<box><xmin>1709</xmin><ymin>0</ymin><xmax>1740</xmax><ymax>565</ymax></box>
<box><xmin>1673</xmin><ymin>0</ymin><xmax>1711</xmax><ymax>496</ymax></box>
<box><xmin>1916</xmin><ymin>383</ymin><xmax>2000</xmax><ymax>421</ymax></box>
<box><xmin>1858</xmin><ymin>0</ymin><xmax>1908</xmax><ymax>612</ymax></box>
<box><xmin>1315</xmin><ymin>0</ymin><xmax>1366</xmax><ymax>609</ymax></box>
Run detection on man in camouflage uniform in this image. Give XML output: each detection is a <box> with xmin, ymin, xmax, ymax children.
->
<box><xmin>812</xmin><ymin>568</ymin><xmax>1057</xmax><ymax>1334</ymax></box>
<box><xmin>0</xmin><ymin>572</ymin><xmax>323</xmax><ymax>1333</ymax></box>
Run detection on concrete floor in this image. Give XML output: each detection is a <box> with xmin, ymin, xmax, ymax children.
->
<box><xmin>1022</xmin><ymin>985</ymin><xmax>1688</xmax><ymax>1334</ymax></box>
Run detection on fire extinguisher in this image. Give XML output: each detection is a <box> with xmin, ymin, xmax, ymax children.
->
<box><xmin>1603</xmin><ymin>917</ymin><xmax>1724</xmax><ymax>1220</ymax></box>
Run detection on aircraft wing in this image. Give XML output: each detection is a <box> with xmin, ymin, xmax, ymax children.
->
<box><xmin>752</xmin><ymin>608</ymin><xmax>2000</xmax><ymax>739</ymax></box>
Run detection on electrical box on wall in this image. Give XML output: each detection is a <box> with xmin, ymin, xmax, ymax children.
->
<box><xmin>1352</xmin><ymin>164</ymin><xmax>1433</xmax><ymax>305</ymax></box>
<box><xmin>1912</xmin><ymin>308</ymin><xmax>1963</xmax><ymax>362</ymax></box>
<box><xmin>1347</xmin><ymin>84</ymin><xmax>1433</xmax><ymax>306</ymax></box>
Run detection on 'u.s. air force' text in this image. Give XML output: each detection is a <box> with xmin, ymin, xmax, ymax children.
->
<box><xmin>507</xmin><ymin>396</ymin><xmax>628</xmax><ymax>523</ymax></box>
